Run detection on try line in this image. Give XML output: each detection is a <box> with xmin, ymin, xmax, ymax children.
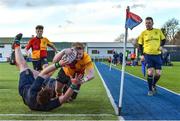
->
<box><xmin>0</xmin><ymin>113</ymin><xmax>114</xmax><ymax>117</ymax></box>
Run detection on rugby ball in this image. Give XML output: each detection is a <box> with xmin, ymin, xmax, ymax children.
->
<box><xmin>62</xmin><ymin>48</ymin><xmax>77</xmax><ymax>64</ymax></box>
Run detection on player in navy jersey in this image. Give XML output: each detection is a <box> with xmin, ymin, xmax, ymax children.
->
<box><xmin>13</xmin><ymin>33</ymin><xmax>80</xmax><ymax>111</ymax></box>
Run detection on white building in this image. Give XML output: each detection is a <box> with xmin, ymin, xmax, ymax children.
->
<box><xmin>0</xmin><ymin>38</ymin><xmax>134</xmax><ymax>62</ymax></box>
<box><xmin>0</xmin><ymin>37</ymin><xmax>30</xmax><ymax>62</ymax></box>
<box><xmin>86</xmin><ymin>42</ymin><xmax>134</xmax><ymax>60</ymax></box>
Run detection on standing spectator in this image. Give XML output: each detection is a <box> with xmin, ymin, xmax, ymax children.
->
<box><xmin>113</xmin><ymin>51</ymin><xmax>118</xmax><ymax>66</ymax></box>
<box><xmin>130</xmin><ymin>52</ymin><xmax>136</xmax><ymax>66</ymax></box>
<box><xmin>107</xmin><ymin>56</ymin><xmax>112</xmax><ymax>63</ymax></box>
<box><xmin>138</xmin><ymin>17</ymin><xmax>166</xmax><ymax>96</ymax></box>
<box><xmin>162</xmin><ymin>48</ymin><xmax>169</xmax><ymax>66</ymax></box>
<box><xmin>119</xmin><ymin>52</ymin><xmax>123</xmax><ymax>64</ymax></box>
<box><xmin>25</xmin><ymin>25</ymin><xmax>57</xmax><ymax>71</ymax></box>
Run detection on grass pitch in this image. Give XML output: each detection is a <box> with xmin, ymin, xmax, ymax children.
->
<box><xmin>0</xmin><ymin>62</ymin><xmax>117</xmax><ymax>120</ymax></box>
<box><xmin>0</xmin><ymin>61</ymin><xmax>179</xmax><ymax>120</ymax></box>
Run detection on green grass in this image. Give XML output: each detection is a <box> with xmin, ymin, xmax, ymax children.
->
<box><xmin>1</xmin><ymin>61</ymin><xmax>179</xmax><ymax>120</ymax></box>
<box><xmin>105</xmin><ymin>61</ymin><xmax>180</xmax><ymax>93</ymax></box>
<box><xmin>0</xmin><ymin>63</ymin><xmax>117</xmax><ymax>120</ymax></box>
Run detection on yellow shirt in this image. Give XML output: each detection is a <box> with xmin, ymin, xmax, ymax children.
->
<box><xmin>138</xmin><ymin>28</ymin><xmax>165</xmax><ymax>55</ymax></box>
<box><xmin>63</xmin><ymin>52</ymin><xmax>94</xmax><ymax>77</ymax></box>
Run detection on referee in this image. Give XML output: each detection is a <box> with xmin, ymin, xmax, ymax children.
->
<box><xmin>138</xmin><ymin>17</ymin><xmax>166</xmax><ymax>96</ymax></box>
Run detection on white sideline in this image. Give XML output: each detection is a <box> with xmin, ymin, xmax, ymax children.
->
<box><xmin>95</xmin><ymin>64</ymin><xmax>124</xmax><ymax>121</ymax></box>
<box><xmin>0</xmin><ymin>113</ymin><xmax>114</xmax><ymax>117</ymax></box>
<box><xmin>110</xmin><ymin>64</ymin><xmax>180</xmax><ymax>96</ymax></box>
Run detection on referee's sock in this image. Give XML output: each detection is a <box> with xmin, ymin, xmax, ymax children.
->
<box><xmin>153</xmin><ymin>75</ymin><xmax>160</xmax><ymax>87</ymax></box>
<box><xmin>147</xmin><ymin>75</ymin><xmax>153</xmax><ymax>91</ymax></box>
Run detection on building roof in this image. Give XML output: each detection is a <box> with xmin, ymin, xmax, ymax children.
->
<box><xmin>0</xmin><ymin>37</ymin><xmax>30</xmax><ymax>44</ymax></box>
<box><xmin>87</xmin><ymin>42</ymin><xmax>134</xmax><ymax>48</ymax></box>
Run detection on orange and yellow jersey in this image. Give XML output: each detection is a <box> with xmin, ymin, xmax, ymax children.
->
<box><xmin>63</xmin><ymin>52</ymin><xmax>94</xmax><ymax>77</ymax></box>
<box><xmin>138</xmin><ymin>28</ymin><xmax>165</xmax><ymax>55</ymax></box>
<box><xmin>26</xmin><ymin>37</ymin><xmax>54</xmax><ymax>59</ymax></box>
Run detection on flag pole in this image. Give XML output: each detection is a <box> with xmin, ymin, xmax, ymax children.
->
<box><xmin>118</xmin><ymin>6</ymin><xmax>129</xmax><ymax>115</ymax></box>
<box><xmin>109</xmin><ymin>59</ymin><xmax>112</xmax><ymax>71</ymax></box>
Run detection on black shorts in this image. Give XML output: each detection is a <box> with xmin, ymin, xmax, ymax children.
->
<box><xmin>56</xmin><ymin>68</ymin><xmax>71</xmax><ymax>85</ymax></box>
<box><xmin>32</xmin><ymin>58</ymin><xmax>48</xmax><ymax>71</ymax></box>
<box><xmin>56</xmin><ymin>69</ymin><xmax>82</xmax><ymax>101</ymax></box>
<box><xmin>56</xmin><ymin>69</ymin><xmax>82</xmax><ymax>93</ymax></box>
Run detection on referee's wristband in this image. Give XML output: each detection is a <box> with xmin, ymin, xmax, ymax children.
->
<box><xmin>55</xmin><ymin>62</ymin><xmax>61</xmax><ymax>69</ymax></box>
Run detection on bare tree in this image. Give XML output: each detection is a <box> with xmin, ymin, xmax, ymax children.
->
<box><xmin>174</xmin><ymin>29</ymin><xmax>180</xmax><ymax>45</ymax></box>
<box><xmin>114</xmin><ymin>33</ymin><xmax>125</xmax><ymax>42</ymax></box>
<box><xmin>129</xmin><ymin>38</ymin><xmax>138</xmax><ymax>48</ymax></box>
<box><xmin>161</xmin><ymin>18</ymin><xmax>180</xmax><ymax>44</ymax></box>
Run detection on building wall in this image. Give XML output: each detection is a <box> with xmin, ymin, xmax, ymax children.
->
<box><xmin>164</xmin><ymin>46</ymin><xmax>180</xmax><ymax>61</ymax></box>
<box><xmin>0</xmin><ymin>44</ymin><xmax>11</xmax><ymax>61</ymax></box>
<box><xmin>0</xmin><ymin>41</ymin><xmax>135</xmax><ymax>62</ymax></box>
<box><xmin>0</xmin><ymin>43</ymin><xmax>27</xmax><ymax>62</ymax></box>
<box><xmin>87</xmin><ymin>42</ymin><xmax>134</xmax><ymax>59</ymax></box>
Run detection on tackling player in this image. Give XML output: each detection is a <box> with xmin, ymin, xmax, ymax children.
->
<box><xmin>13</xmin><ymin>33</ymin><xmax>80</xmax><ymax>111</ymax></box>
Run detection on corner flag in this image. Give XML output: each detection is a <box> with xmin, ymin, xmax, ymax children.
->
<box><xmin>118</xmin><ymin>6</ymin><xmax>142</xmax><ymax>116</ymax></box>
<box><xmin>125</xmin><ymin>9</ymin><xmax>142</xmax><ymax>30</ymax></box>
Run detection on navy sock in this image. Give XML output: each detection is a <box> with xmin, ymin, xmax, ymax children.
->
<box><xmin>147</xmin><ymin>75</ymin><xmax>153</xmax><ymax>91</ymax></box>
<box><xmin>153</xmin><ymin>75</ymin><xmax>160</xmax><ymax>87</ymax></box>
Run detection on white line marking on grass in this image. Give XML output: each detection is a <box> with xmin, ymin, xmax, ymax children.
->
<box><xmin>0</xmin><ymin>113</ymin><xmax>114</xmax><ymax>117</ymax></box>
<box><xmin>95</xmin><ymin>63</ymin><xmax>124</xmax><ymax>121</ymax></box>
<box><xmin>0</xmin><ymin>89</ymin><xmax>12</xmax><ymax>90</ymax></box>
<box><xmin>109</xmin><ymin>63</ymin><xmax>180</xmax><ymax>96</ymax></box>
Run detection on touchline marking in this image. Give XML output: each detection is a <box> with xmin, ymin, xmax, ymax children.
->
<box><xmin>95</xmin><ymin>64</ymin><xmax>118</xmax><ymax>114</ymax></box>
<box><xmin>105</xmin><ymin>63</ymin><xmax>180</xmax><ymax>96</ymax></box>
<box><xmin>0</xmin><ymin>114</ymin><xmax>114</xmax><ymax>117</ymax></box>
<box><xmin>95</xmin><ymin>63</ymin><xmax>125</xmax><ymax>121</ymax></box>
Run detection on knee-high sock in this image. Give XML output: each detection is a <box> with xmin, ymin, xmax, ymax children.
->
<box><xmin>147</xmin><ymin>75</ymin><xmax>153</xmax><ymax>91</ymax></box>
<box><xmin>153</xmin><ymin>75</ymin><xmax>160</xmax><ymax>87</ymax></box>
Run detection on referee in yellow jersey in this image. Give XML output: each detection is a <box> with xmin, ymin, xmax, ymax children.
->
<box><xmin>138</xmin><ymin>17</ymin><xmax>166</xmax><ymax>96</ymax></box>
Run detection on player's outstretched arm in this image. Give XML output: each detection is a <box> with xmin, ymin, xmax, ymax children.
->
<box><xmin>58</xmin><ymin>75</ymin><xmax>79</xmax><ymax>104</ymax></box>
<box><xmin>48</xmin><ymin>44</ymin><xmax>58</xmax><ymax>53</ymax></box>
<box><xmin>80</xmin><ymin>68</ymin><xmax>95</xmax><ymax>84</ymax></box>
<box><xmin>39</xmin><ymin>60</ymin><xmax>68</xmax><ymax>79</ymax></box>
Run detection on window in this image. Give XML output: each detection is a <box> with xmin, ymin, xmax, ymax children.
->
<box><xmin>21</xmin><ymin>45</ymin><xmax>25</xmax><ymax>49</ymax></box>
<box><xmin>107</xmin><ymin>50</ymin><xmax>113</xmax><ymax>54</ymax></box>
<box><xmin>0</xmin><ymin>53</ymin><xmax>2</xmax><ymax>58</ymax></box>
<box><xmin>92</xmin><ymin>50</ymin><xmax>99</xmax><ymax>54</ymax></box>
<box><xmin>0</xmin><ymin>45</ymin><xmax>4</xmax><ymax>48</ymax></box>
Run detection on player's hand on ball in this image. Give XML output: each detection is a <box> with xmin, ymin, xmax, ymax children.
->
<box><xmin>64</xmin><ymin>48</ymin><xmax>73</xmax><ymax>55</ymax></box>
<box><xmin>62</xmin><ymin>48</ymin><xmax>77</xmax><ymax>64</ymax></box>
<box><xmin>59</xmin><ymin>59</ymin><xmax>69</xmax><ymax>66</ymax></box>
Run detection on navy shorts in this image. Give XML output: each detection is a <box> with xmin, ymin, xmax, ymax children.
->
<box><xmin>144</xmin><ymin>54</ymin><xmax>162</xmax><ymax>70</ymax></box>
<box><xmin>32</xmin><ymin>57</ymin><xmax>48</xmax><ymax>71</ymax></box>
<box><xmin>19</xmin><ymin>69</ymin><xmax>35</xmax><ymax>96</ymax></box>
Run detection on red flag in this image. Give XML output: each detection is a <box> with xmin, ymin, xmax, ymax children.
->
<box><xmin>125</xmin><ymin>10</ymin><xmax>142</xmax><ymax>30</ymax></box>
